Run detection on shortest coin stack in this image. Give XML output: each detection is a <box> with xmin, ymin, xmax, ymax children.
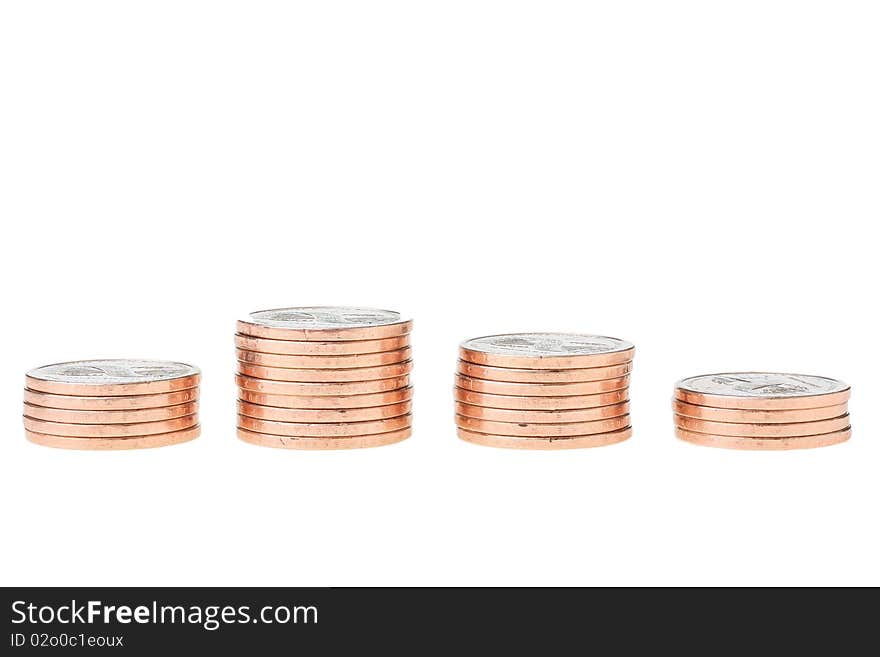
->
<box><xmin>455</xmin><ymin>333</ymin><xmax>635</xmax><ymax>449</ymax></box>
<box><xmin>23</xmin><ymin>359</ymin><xmax>201</xmax><ymax>450</ymax></box>
<box><xmin>235</xmin><ymin>306</ymin><xmax>413</xmax><ymax>449</ymax></box>
<box><xmin>673</xmin><ymin>372</ymin><xmax>852</xmax><ymax>450</ymax></box>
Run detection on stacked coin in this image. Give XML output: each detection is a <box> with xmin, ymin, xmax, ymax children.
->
<box><xmin>673</xmin><ymin>373</ymin><xmax>852</xmax><ymax>450</ymax></box>
<box><xmin>455</xmin><ymin>333</ymin><xmax>635</xmax><ymax>449</ymax></box>
<box><xmin>23</xmin><ymin>360</ymin><xmax>201</xmax><ymax>450</ymax></box>
<box><xmin>235</xmin><ymin>306</ymin><xmax>413</xmax><ymax>449</ymax></box>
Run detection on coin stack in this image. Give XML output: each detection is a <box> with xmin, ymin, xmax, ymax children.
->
<box><xmin>23</xmin><ymin>360</ymin><xmax>201</xmax><ymax>450</ymax></box>
<box><xmin>455</xmin><ymin>333</ymin><xmax>635</xmax><ymax>449</ymax></box>
<box><xmin>235</xmin><ymin>306</ymin><xmax>413</xmax><ymax>449</ymax></box>
<box><xmin>673</xmin><ymin>373</ymin><xmax>852</xmax><ymax>450</ymax></box>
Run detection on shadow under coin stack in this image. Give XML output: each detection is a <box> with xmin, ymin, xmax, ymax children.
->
<box><xmin>235</xmin><ymin>307</ymin><xmax>413</xmax><ymax>449</ymax></box>
<box><xmin>23</xmin><ymin>360</ymin><xmax>201</xmax><ymax>450</ymax></box>
<box><xmin>673</xmin><ymin>373</ymin><xmax>852</xmax><ymax>450</ymax></box>
<box><xmin>455</xmin><ymin>333</ymin><xmax>635</xmax><ymax>449</ymax></box>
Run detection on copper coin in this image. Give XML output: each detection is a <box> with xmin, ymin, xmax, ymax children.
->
<box><xmin>23</xmin><ymin>387</ymin><xmax>199</xmax><ymax>411</ymax></box>
<box><xmin>455</xmin><ymin>401</ymin><xmax>630</xmax><ymax>423</ymax></box>
<box><xmin>235</xmin><ymin>374</ymin><xmax>410</xmax><ymax>396</ymax></box>
<box><xmin>456</xmin><ymin>414</ymin><xmax>630</xmax><ymax>437</ymax></box>
<box><xmin>237</xmin><ymin>360</ymin><xmax>413</xmax><ymax>382</ymax></box>
<box><xmin>674</xmin><ymin>414</ymin><xmax>850</xmax><ymax>438</ymax></box>
<box><xmin>460</xmin><ymin>333</ymin><xmax>635</xmax><ymax>369</ymax></box>
<box><xmin>25</xmin><ymin>425</ymin><xmax>201</xmax><ymax>450</ymax></box>
<box><xmin>23</xmin><ymin>414</ymin><xmax>198</xmax><ymax>438</ymax></box>
<box><xmin>25</xmin><ymin>360</ymin><xmax>200</xmax><ymax>396</ymax></box>
<box><xmin>454</xmin><ymin>387</ymin><xmax>628</xmax><ymax>410</ymax></box>
<box><xmin>675</xmin><ymin>373</ymin><xmax>850</xmax><ymax>410</ymax></box>
<box><xmin>22</xmin><ymin>401</ymin><xmax>198</xmax><ymax>424</ymax></box>
<box><xmin>457</xmin><ymin>426</ymin><xmax>632</xmax><ymax>450</ymax></box>
<box><xmin>455</xmin><ymin>373</ymin><xmax>629</xmax><ymax>397</ymax></box>
<box><xmin>237</xmin><ymin>426</ymin><xmax>411</xmax><ymax>450</ymax></box>
<box><xmin>239</xmin><ymin>387</ymin><xmax>413</xmax><ymax>409</ymax></box>
<box><xmin>237</xmin><ymin>306</ymin><xmax>412</xmax><ymax>341</ymax></box>
<box><xmin>238</xmin><ymin>400</ymin><xmax>412</xmax><ymax>423</ymax></box>
<box><xmin>457</xmin><ymin>360</ymin><xmax>632</xmax><ymax>383</ymax></box>
<box><xmin>675</xmin><ymin>426</ymin><xmax>851</xmax><ymax>451</ymax></box>
<box><xmin>235</xmin><ymin>333</ymin><xmax>409</xmax><ymax>356</ymax></box>
<box><xmin>238</xmin><ymin>413</ymin><xmax>411</xmax><ymax>437</ymax></box>
<box><xmin>236</xmin><ymin>347</ymin><xmax>411</xmax><ymax>369</ymax></box>
<box><xmin>672</xmin><ymin>400</ymin><xmax>849</xmax><ymax>424</ymax></box>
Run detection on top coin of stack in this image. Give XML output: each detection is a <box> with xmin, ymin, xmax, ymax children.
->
<box><xmin>673</xmin><ymin>372</ymin><xmax>852</xmax><ymax>450</ymax></box>
<box><xmin>23</xmin><ymin>359</ymin><xmax>201</xmax><ymax>450</ymax></box>
<box><xmin>235</xmin><ymin>306</ymin><xmax>413</xmax><ymax>449</ymax></box>
<box><xmin>455</xmin><ymin>333</ymin><xmax>635</xmax><ymax>449</ymax></box>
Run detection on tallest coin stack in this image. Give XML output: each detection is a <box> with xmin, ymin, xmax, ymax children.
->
<box><xmin>235</xmin><ymin>307</ymin><xmax>413</xmax><ymax>449</ymax></box>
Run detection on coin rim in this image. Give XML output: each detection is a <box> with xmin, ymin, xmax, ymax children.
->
<box><xmin>238</xmin><ymin>399</ymin><xmax>412</xmax><ymax>423</ymax></box>
<box><xmin>26</xmin><ymin>359</ymin><xmax>200</xmax><ymax>383</ymax></box>
<box><xmin>235</xmin><ymin>346</ymin><xmax>412</xmax><ymax>369</ymax></box>
<box><xmin>239</xmin><ymin>386</ymin><xmax>414</xmax><ymax>409</ymax></box>
<box><xmin>238</xmin><ymin>413</ymin><xmax>412</xmax><ymax>437</ymax></box>
<box><xmin>453</xmin><ymin>387</ymin><xmax>629</xmax><ymax>410</ymax></box>
<box><xmin>237</xmin><ymin>426</ymin><xmax>411</xmax><ymax>450</ymax></box>
<box><xmin>236</xmin><ymin>360</ymin><xmax>413</xmax><ymax>382</ymax></box>
<box><xmin>673</xmin><ymin>413</ymin><xmax>851</xmax><ymax>438</ymax></box>
<box><xmin>457</xmin><ymin>360</ymin><xmax>633</xmax><ymax>383</ymax></box>
<box><xmin>456</xmin><ymin>413</ymin><xmax>630</xmax><ymax>437</ymax></box>
<box><xmin>235</xmin><ymin>373</ymin><xmax>410</xmax><ymax>396</ymax></box>
<box><xmin>674</xmin><ymin>426</ymin><xmax>851</xmax><ymax>450</ymax></box>
<box><xmin>455</xmin><ymin>401</ymin><xmax>630</xmax><ymax>423</ymax></box>
<box><xmin>237</xmin><ymin>307</ymin><xmax>412</xmax><ymax>341</ymax></box>
<box><xmin>674</xmin><ymin>372</ymin><xmax>850</xmax><ymax>409</ymax></box>
<box><xmin>25</xmin><ymin>364</ymin><xmax>201</xmax><ymax>396</ymax></box>
<box><xmin>22</xmin><ymin>387</ymin><xmax>200</xmax><ymax>410</ymax></box>
<box><xmin>23</xmin><ymin>413</ymin><xmax>199</xmax><ymax>437</ymax></box>
<box><xmin>672</xmin><ymin>400</ymin><xmax>849</xmax><ymax>424</ymax></box>
<box><xmin>234</xmin><ymin>333</ymin><xmax>409</xmax><ymax>356</ymax></box>
<box><xmin>455</xmin><ymin>373</ymin><xmax>630</xmax><ymax>396</ymax></box>
<box><xmin>675</xmin><ymin>386</ymin><xmax>851</xmax><ymax>410</ymax></box>
<box><xmin>22</xmin><ymin>401</ymin><xmax>199</xmax><ymax>424</ymax></box>
<box><xmin>460</xmin><ymin>332</ymin><xmax>634</xmax><ymax>356</ymax></box>
<box><xmin>25</xmin><ymin>425</ymin><xmax>201</xmax><ymax>450</ymax></box>
<box><xmin>456</xmin><ymin>426</ymin><xmax>632</xmax><ymax>450</ymax></box>
<box><xmin>459</xmin><ymin>336</ymin><xmax>635</xmax><ymax>369</ymax></box>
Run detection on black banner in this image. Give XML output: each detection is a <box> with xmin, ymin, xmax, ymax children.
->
<box><xmin>1</xmin><ymin>587</ymin><xmax>869</xmax><ymax>654</ymax></box>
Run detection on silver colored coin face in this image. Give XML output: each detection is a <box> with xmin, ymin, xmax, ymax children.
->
<box><xmin>247</xmin><ymin>307</ymin><xmax>403</xmax><ymax>329</ymax></box>
<box><xmin>461</xmin><ymin>333</ymin><xmax>634</xmax><ymax>357</ymax></box>
<box><xmin>28</xmin><ymin>360</ymin><xmax>200</xmax><ymax>384</ymax></box>
<box><xmin>677</xmin><ymin>373</ymin><xmax>848</xmax><ymax>398</ymax></box>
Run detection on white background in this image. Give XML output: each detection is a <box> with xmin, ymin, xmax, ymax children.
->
<box><xmin>1</xmin><ymin>1</ymin><xmax>877</xmax><ymax>586</ymax></box>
